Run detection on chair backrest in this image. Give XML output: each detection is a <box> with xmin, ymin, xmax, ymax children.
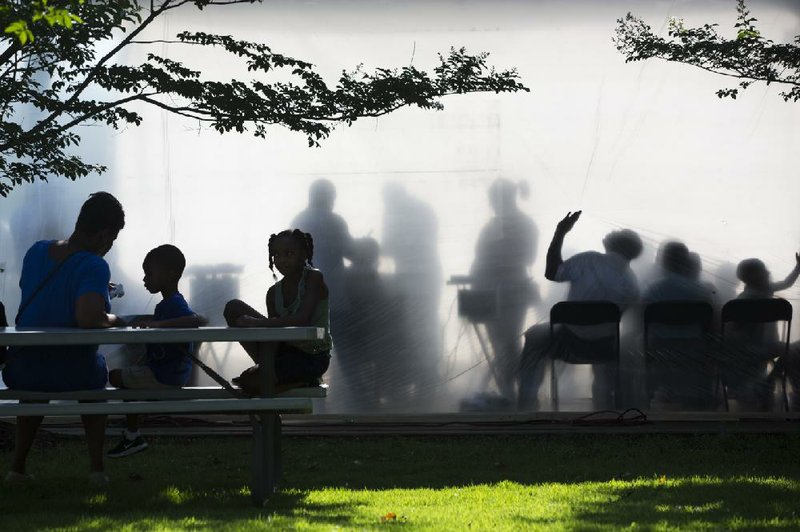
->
<box><xmin>645</xmin><ymin>300</ymin><xmax>713</xmax><ymax>328</ymax></box>
<box><xmin>549</xmin><ymin>301</ymin><xmax>621</xmax><ymax>364</ymax></box>
<box><xmin>550</xmin><ymin>301</ymin><xmax>621</xmax><ymax>327</ymax></box>
<box><xmin>721</xmin><ymin>298</ymin><xmax>792</xmax><ymax>325</ymax></box>
<box><xmin>643</xmin><ymin>300</ymin><xmax>714</xmax><ymax>349</ymax></box>
<box><xmin>645</xmin><ymin>299</ymin><xmax>712</xmax><ymax>331</ymax></box>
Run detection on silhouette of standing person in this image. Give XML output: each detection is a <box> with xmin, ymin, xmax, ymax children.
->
<box><xmin>291</xmin><ymin>179</ymin><xmax>354</xmax><ymax>294</ymax></box>
<box><xmin>469</xmin><ymin>179</ymin><xmax>538</xmax><ymax>402</ymax></box>
<box><xmin>382</xmin><ymin>182</ymin><xmax>444</xmax><ymax>405</ymax></box>
<box><xmin>291</xmin><ymin>179</ymin><xmax>353</xmax><ymax>410</ymax></box>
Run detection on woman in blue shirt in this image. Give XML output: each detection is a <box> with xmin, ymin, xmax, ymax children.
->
<box><xmin>3</xmin><ymin>192</ymin><xmax>126</xmax><ymax>485</ymax></box>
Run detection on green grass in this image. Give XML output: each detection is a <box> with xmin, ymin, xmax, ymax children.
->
<box><xmin>1</xmin><ymin>433</ymin><xmax>799</xmax><ymax>530</ymax></box>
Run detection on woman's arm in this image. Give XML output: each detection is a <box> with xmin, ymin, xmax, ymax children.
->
<box><xmin>75</xmin><ymin>292</ymin><xmax>124</xmax><ymax>328</ymax></box>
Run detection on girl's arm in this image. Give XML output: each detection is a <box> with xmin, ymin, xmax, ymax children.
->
<box><xmin>770</xmin><ymin>252</ymin><xmax>800</xmax><ymax>292</ymax></box>
<box><xmin>237</xmin><ymin>272</ymin><xmax>326</xmax><ymax>327</ymax></box>
<box><xmin>266</xmin><ymin>285</ymin><xmax>277</xmax><ymax>318</ymax></box>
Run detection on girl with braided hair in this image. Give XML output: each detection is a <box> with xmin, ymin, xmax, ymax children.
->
<box><xmin>224</xmin><ymin>229</ymin><xmax>332</xmax><ymax>392</ymax></box>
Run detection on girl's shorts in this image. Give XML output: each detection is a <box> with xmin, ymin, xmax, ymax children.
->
<box><xmin>275</xmin><ymin>343</ymin><xmax>330</xmax><ymax>385</ymax></box>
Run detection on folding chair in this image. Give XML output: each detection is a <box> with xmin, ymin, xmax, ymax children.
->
<box><xmin>549</xmin><ymin>301</ymin><xmax>621</xmax><ymax>411</ymax></box>
<box><xmin>721</xmin><ymin>298</ymin><xmax>792</xmax><ymax>412</ymax></box>
<box><xmin>643</xmin><ymin>301</ymin><xmax>715</xmax><ymax>409</ymax></box>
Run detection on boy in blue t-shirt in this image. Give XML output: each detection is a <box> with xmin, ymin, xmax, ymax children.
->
<box><xmin>107</xmin><ymin>244</ymin><xmax>205</xmax><ymax>458</ymax></box>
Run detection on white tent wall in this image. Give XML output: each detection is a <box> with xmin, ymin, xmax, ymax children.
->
<box><xmin>1</xmin><ymin>0</ymin><xmax>798</xmax><ymax>413</ymax></box>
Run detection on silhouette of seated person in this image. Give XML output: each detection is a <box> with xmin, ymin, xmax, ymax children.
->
<box><xmin>643</xmin><ymin>241</ymin><xmax>718</xmax><ymax>408</ymax></box>
<box><xmin>382</xmin><ymin>182</ymin><xmax>444</xmax><ymax>389</ymax></box>
<box><xmin>723</xmin><ymin>253</ymin><xmax>800</xmax><ymax>410</ymax></box>
<box><xmin>336</xmin><ymin>237</ymin><xmax>394</xmax><ymax>410</ymax></box>
<box><xmin>469</xmin><ymin>178</ymin><xmax>538</xmax><ymax>403</ymax></box>
<box><xmin>517</xmin><ymin>211</ymin><xmax>642</xmax><ymax>411</ymax></box>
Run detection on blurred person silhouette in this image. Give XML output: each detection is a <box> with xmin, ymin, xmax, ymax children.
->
<box><xmin>710</xmin><ymin>261</ymin><xmax>738</xmax><ymax>308</ymax></box>
<box><xmin>291</xmin><ymin>179</ymin><xmax>354</xmax><ymax>291</ymax></box>
<box><xmin>336</xmin><ymin>237</ymin><xmax>382</xmax><ymax>412</ymax></box>
<box><xmin>645</xmin><ymin>243</ymin><xmax>717</xmax><ymax>303</ymax></box>
<box><xmin>291</xmin><ymin>180</ymin><xmax>353</xmax><ymax>410</ymax></box>
<box><xmin>723</xmin><ymin>253</ymin><xmax>800</xmax><ymax>410</ymax></box>
<box><xmin>0</xmin><ymin>301</ymin><xmax>7</xmax><ymax>367</ymax></box>
<box><xmin>642</xmin><ymin>241</ymin><xmax>718</xmax><ymax>408</ymax></box>
<box><xmin>737</xmin><ymin>255</ymin><xmax>800</xmax><ymax>300</ymax></box>
<box><xmin>469</xmin><ymin>178</ymin><xmax>539</xmax><ymax>404</ymax></box>
<box><xmin>382</xmin><ymin>182</ymin><xmax>443</xmax><ymax>404</ymax></box>
<box><xmin>334</xmin><ymin>234</ymin><xmax>433</xmax><ymax>412</ymax></box>
<box><xmin>517</xmin><ymin>211</ymin><xmax>642</xmax><ymax>411</ymax></box>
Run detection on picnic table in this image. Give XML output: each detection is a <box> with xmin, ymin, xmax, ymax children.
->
<box><xmin>0</xmin><ymin>325</ymin><xmax>326</xmax><ymax>505</ymax></box>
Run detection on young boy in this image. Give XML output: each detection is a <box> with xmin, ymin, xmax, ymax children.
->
<box><xmin>107</xmin><ymin>244</ymin><xmax>205</xmax><ymax>457</ymax></box>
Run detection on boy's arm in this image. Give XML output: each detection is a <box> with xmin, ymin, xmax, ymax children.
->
<box><xmin>130</xmin><ymin>313</ymin><xmax>207</xmax><ymax>329</ymax></box>
<box><xmin>770</xmin><ymin>252</ymin><xmax>800</xmax><ymax>293</ymax></box>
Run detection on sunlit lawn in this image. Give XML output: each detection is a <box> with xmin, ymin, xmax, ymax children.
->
<box><xmin>1</xmin><ymin>432</ymin><xmax>799</xmax><ymax>530</ymax></box>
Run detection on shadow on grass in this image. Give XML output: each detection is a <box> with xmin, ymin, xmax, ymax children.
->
<box><xmin>284</xmin><ymin>433</ymin><xmax>800</xmax><ymax>490</ymax></box>
<box><xmin>515</xmin><ymin>478</ymin><xmax>800</xmax><ymax>529</ymax></box>
<box><xmin>1</xmin><ymin>433</ymin><xmax>799</xmax><ymax>529</ymax></box>
<box><xmin>0</xmin><ymin>479</ymin><xmax>367</xmax><ymax>531</ymax></box>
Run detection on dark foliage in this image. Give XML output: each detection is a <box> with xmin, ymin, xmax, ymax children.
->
<box><xmin>615</xmin><ymin>0</ymin><xmax>799</xmax><ymax>103</ymax></box>
<box><xmin>0</xmin><ymin>0</ymin><xmax>528</xmax><ymax>196</ymax></box>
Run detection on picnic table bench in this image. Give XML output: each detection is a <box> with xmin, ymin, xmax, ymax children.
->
<box><xmin>0</xmin><ymin>325</ymin><xmax>326</xmax><ymax>506</ymax></box>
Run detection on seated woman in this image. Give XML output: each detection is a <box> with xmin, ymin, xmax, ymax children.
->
<box><xmin>724</xmin><ymin>253</ymin><xmax>800</xmax><ymax>410</ymax></box>
<box><xmin>3</xmin><ymin>192</ymin><xmax>126</xmax><ymax>484</ymax></box>
<box><xmin>643</xmin><ymin>241</ymin><xmax>717</xmax><ymax>409</ymax></box>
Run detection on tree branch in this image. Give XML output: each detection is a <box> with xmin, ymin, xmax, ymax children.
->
<box><xmin>1</xmin><ymin>1</ymin><xmax>173</xmax><ymax>152</ymax></box>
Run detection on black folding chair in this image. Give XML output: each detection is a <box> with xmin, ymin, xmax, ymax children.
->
<box><xmin>643</xmin><ymin>300</ymin><xmax>715</xmax><ymax>408</ymax></box>
<box><xmin>549</xmin><ymin>301</ymin><xmax>621</xmax><ymax>411</ymax></box>
<box><xmin>720</xmin><ymin>298</ymin><xmax>792</xmax><ymax>412</ymax></box>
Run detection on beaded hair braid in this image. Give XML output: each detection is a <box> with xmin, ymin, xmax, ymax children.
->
<box><xmin>267</xmin><ymin>229</ymin><xmax>315</xmax><ymax>279</ymax></box>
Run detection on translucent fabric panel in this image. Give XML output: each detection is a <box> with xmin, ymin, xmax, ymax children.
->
<box><xmin>1</xmin><ymin>0</ymin><xmax>799</xmax><ymax>414</ymax></box>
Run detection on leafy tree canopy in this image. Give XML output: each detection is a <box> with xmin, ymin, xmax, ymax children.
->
<box><xmin>614</xmin><ymin>0</ymin><xmax>800</xmax><ymax>102</ymax></box>
<box><xmin>3</xmin><ymin>0</ymin><xmax>84</xmax><ymax>45</ymax></box>
<box><xmin>0</xmin><ymin>0</ymin><xmax>528</xmax><ymax>197</ymax></box>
